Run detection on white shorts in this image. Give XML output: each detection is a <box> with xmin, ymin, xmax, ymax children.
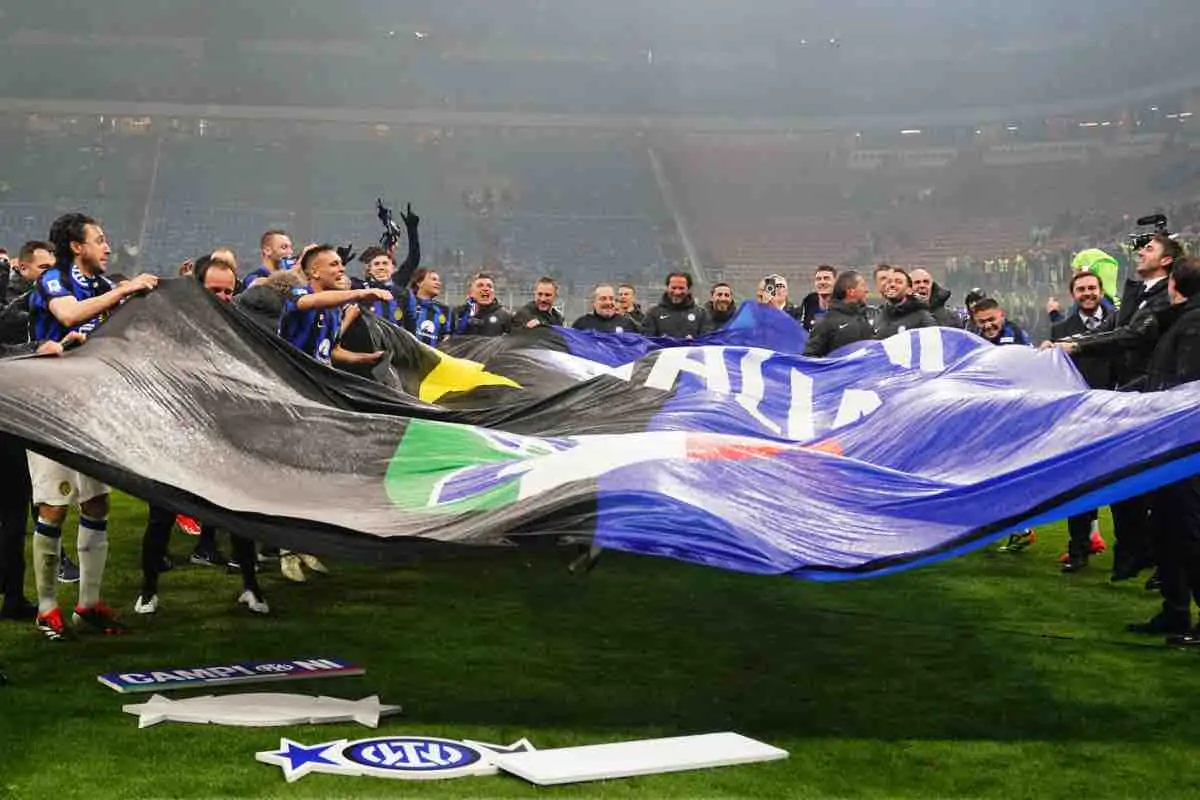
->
<box><xmin>27</xmin><ymin>451</ymin><xmax>108</xmax><ymax>507</ymax></box>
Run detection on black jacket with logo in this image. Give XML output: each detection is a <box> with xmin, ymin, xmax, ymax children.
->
<box><xmin>797</xmin><ymin>292</ymin><xmax>830</xmax><ymax>332</ymax></box>
<box><xmin>875</xmin><ymin>296</ymin><xmax>938</xmax><ymax>339</ymax></box>
<box><xmin>803</xmin><ymin>300</ymin><xmax>876</xmax><ymax>357</ymax></box>
<box><xmin>571</xmin><ymin>311</ymin><xmax>638</xmax><ymax>334</ymax></box>
<box><xmin>453</xmin><ymin>300</ymin><xmax>513</xmax><ymax>337</ymax></box>
<box><xmin>645</xmin><ymin>294</ymin><xmax>709</xmax><ymax>338</ymax></box>
<box><xmin>511</xmin><ymin>302</ymin><xmax>564</xmax><ymax>329</ymax></box>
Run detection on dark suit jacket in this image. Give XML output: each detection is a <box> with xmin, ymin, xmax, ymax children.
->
<box><xmin>1052</xmin><ymin>308</ymin><xmax>1116</xmax><ymax>389</ymax></box>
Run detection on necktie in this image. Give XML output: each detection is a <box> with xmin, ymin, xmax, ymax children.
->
<box><xmin>1085</xmin><ymin>315</ymin><xmax>1100</xmax><ymax>332</ymax></box>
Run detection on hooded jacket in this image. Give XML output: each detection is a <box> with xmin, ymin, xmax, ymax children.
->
<box><xmin>803</xmin><ymin>300</ymin><xmax>876</xmax><ymax>357</ymax></box>
<box><xmin>511</xmin><ymin>301</ymin><xmax>564</xmax><ymax>329</ymax></box>
<box><xmin>704</xmin><ymin>300</ymin><xmax>739</xmax><ymax>331</ymax></box>
<box><xmin>234</xmin><ymin>270</ymin><xmax>304</xmax><ymax>333</ymax></box>
<box><xmin>926</xmin><ymin>284</ymin><xmax>963</xmax><ymax>328</ymax></box>
<box><xmin>875</xmin><ymin>295</ymin><xmax>937</xmax><ymax>339</ymax></box>
<box><xmin>645</xmin><ymin>293</ymin><xmax>709</xmax><ymax>339</ymax></box>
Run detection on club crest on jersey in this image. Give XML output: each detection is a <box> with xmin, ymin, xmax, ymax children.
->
<box><xmin>256</xmin><ymin>735</ymin><xmax>534</xmax><ymax>783</ymax></box>
<box><xmin>58</xmin><ymin>481</ymin><xmax>72</xmax><ymax>497</ymax></box>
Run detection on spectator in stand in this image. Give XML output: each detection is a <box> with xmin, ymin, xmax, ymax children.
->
<box><xmin>244</xmin><ymin>229</ymin><xmax>294</xmax><ymax>285</ymax></box>
<box><xmin>803</xmin><ymin>270</ymin><xmax>875</xmax><ymax>357</ymax></box>
<box><xmin>704</xmin><ymin>282</ymin><xmax>738</xmax><ymax>331</ymax></box>
<box><xmin>616</xmin><ymin>284</ymin><xmax>645</xmax><ymax>330</ymax></box>
<box><xmin>645</xmin><ymin>271</ymin><xmax>708</xmax><ymax>339</ymax></box>
<box><xmin>572</xmin><ymin>283</ymin><xmax>637</xmax><ymax>333</ymax></box>
<box><xmin>454</xmin><ymin>272</ymin><xmax>512</xmax><ymax>336</ymax></box>
<box><xmin>876</xmin><ymin>267</ymin><xmax>936</xmax><ymax>339</ymax></box>
<box><xmin>910</xmin><ymin>268</ymin><xmax>961</xmax><ymax>328</ymax></box>
<box><xmin>512</xmin><ymin>277</ymin><xmax>564</xmax><ymax>329</ymax></box>
<box><xmin>1052</xmin><ymin>271</ymin><xmax>1115</xmax><ymax>574</ymax></box>
<box><xmin>798</xmin><ymin>266</ymin><xmax>836</xmax><ymax>332</ymax></box>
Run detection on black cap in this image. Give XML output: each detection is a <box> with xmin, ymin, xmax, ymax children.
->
<box><xmin>964</xmin><ymin>288</ymin><xmax>988</xmax><ymax>308</ymax></box>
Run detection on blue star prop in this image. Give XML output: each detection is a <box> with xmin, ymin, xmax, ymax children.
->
<box><xmin>255</xmin><ymin>738</ymin><xmax>345</xmax><ymax>783</ymax></box>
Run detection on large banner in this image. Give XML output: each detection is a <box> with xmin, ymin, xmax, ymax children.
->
<box><xmin>2</xmin><ymin>280</ymin><xmax>1200</xmax><ymax>580</ymax></box>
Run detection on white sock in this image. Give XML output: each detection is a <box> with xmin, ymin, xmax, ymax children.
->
<box><xmin>32</xmin><ymin>523</ymin><xmax>62</xmax><ymax>615</ymax></box>
<box><xmin>77</xmin><ymin>516</ymin><xmax>109</xmax><ymax>609</ymax></box>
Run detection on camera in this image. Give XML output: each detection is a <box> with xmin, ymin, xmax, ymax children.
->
<box><xmin>1129</xmin><ymin>213</ymin><xmax>1170</xmax><ymax>252</ymax></box>
<box><xmin>376</xmin><ymin>198</ymin><xmax>403</xmax><ymax>251</ymax></box>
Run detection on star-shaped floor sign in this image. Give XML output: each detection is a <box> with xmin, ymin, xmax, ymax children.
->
<box><xmin>255</xmin><ymin>737</ymin><xmax>345</xmax><ymax>783</ymax></box>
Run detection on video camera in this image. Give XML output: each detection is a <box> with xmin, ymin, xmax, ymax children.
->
<box><xmin>376</xmin><ymin>198</ymin><xmax>404</xmax><ymax>251</ymax></box>
<box><xmin>1129</xmin><ymin>213</ymin><xmax>1170</xmax><ymax>252</ymax></box>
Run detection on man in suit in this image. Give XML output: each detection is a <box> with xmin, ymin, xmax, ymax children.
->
<box><xmin>1049</xmin><ymin>233</ymin><xmax>1182</xmax><ymax>582</ymax></box>
<box><xmin>1052</xmin><ymin>271</ymin><xmax>1115</xmax><ymax>573</ymax></box>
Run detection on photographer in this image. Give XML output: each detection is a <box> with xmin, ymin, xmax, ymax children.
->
<box><xmin>453</xmin><ymin>272</ymin><xmax>513</xmax><ymax>337</ymax></box>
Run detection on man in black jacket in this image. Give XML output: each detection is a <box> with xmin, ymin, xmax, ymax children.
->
<box><xmin>572</xmin><ymin>284</ymin><xmax>638</xmax><ymax>333</ymax></box>
<box><xmin>911</xmin><ymin>268</ymin><xmax>962</xmax><ymax>328</ymax></box>
<box><xmin>512</xmin><ymin>277</ymin><xmax>564</xmax><ymax>329</ymax></box>
<box><xmin>1130</xmin><ymin>257</ymin><xmax>1200</xmax><ymax>642</ymax></box>
<box><xmin>704</xmin><ymin>282</ymin><xmax>738</xmax><ymax>331</ymax></box>
<box><xmin>875</xmin><ymin>267</ymin><xmax>937</xmax><ymax>339</ymax></box>
<box><xmin>453</xmin><ymin>272</ymin><xmax>512</xmax><ymax>337</ymax></box>
<box><xmin>645</xmin><ymin>271</ymin><xmax>708</xmax><ymax>339</ymax></box>
<box><xmin>803</xmin><ymin>270</ymin><xmax>875</xmax><ymax>357</ymax></box>
<box><xmin>616</xmin><ymin>284</ymin><xmax>645</xmax><ymax>330</ymax></box>
<box><xmin>1050</xmin><ymin>233</ymin><xmax>1181</xmax><ymax>582</ymax></box>
<box><xmin>1052</xmin><ymin>271</ymin><xmax>1116</xmax><ymax>573</ymax></box>
<box><xmin>797</xmin><ymin>265</ymin><xmax>836</xmax><ymax>332</ymax></box>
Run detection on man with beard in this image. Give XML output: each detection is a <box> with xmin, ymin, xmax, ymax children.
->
<box><xmin>705</xmin><ymin>282</ymin><xmax>738</xmax><ymax>331</ymax></box>
<box><xmin>910</xmin><ymin>268</ymin><xmax>962</xmax><ymax>328</ymax></box>
<box><xmin>803</xmin><ymin>270</ymin><xmax>875</xmax><ymax>357</ymax></box>
<box><xmin>617</xmin><ymin>284</ymin><xmax>645</xmax><ymax>330</ymax></box>
<box><xmin>512</xmin><ymin>277</ymin><xmax>564</xmax><ymax>329</ymax></box>
<box><xmin>797</xmin><ymin>266</ymin><xmax>836</xmax><ymax>332</ymax></box>
<box><xmin>453</xmin><ymin>272</ymin><xmax>512</xmax><ymax>336</ymax></box>
<box><xmin>645</xmin><ymin>271</ymin><xmax>708</xmax><ymax>339</ymax></box>
<box><xmin>875</xmin><ymin>268</ymin><xmax>936</xmax><ymax>339</ymax></box>
<box><xmin>244</xmin><ymin>229</ymin><xmax>295</xmax><ymax>286</ymax></box>
<box><xmin>27</xmin><ymin>212</ymin><xmax>159</xmax><ymax>640</ymax></box>
<box><xmin>1052</xmin><ymin>271</ymin><xmax>1115</xmax><ymax>573</ymax></box>
<box><xmin>572</xmin><ymin>284</ymin><xmax>637</xmax><ymax>333</ymax></box>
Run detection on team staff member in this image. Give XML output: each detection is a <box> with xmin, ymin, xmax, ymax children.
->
<box><xmin>572</xmin><ymin>284</ymin><xmax>638</xmax><ymax>333</ymax></box>
<box><xmin>645</xmin><ymin>272</ymin><xmax>708</xmax><ymax>339</ymax></box>
<box><xmin>512</xmin><ymin>278</ymin><xmax>564</xmax><ymax>328</ymax></box>
<box><xmin>27</xmin><ymin>212</ymin><xmax>159</xmax><ymax>640</ymax></box>
<box><xmin>454</xmin><ymin>273</ymin><xmax>513</xmax><ymax>336</ymax></box>
<box><xmin>803</xmin><ymin>271</ymin><xmax>875</xmax><ymax>357</ymax></box>
<box><xmin>136</xmin><ymin>257</ymin><xmax>269</xmax><ymax>616</ymax></box>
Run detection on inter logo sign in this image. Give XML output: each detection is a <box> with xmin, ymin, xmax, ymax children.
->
<box><xmin>257</xmin><ymin>735</ymin><xmax>534</xmax><ymax>782</ymax></box>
